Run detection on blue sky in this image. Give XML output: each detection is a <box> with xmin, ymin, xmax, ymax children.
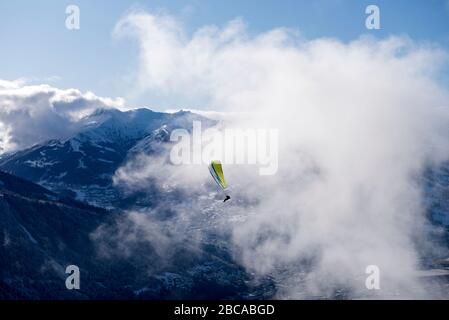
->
<box><xmin>1</xmin><ymin>0</ymin><xmax>449</xmax><ymax>108</ymax></box>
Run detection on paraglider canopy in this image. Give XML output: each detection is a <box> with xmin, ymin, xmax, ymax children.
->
<box><xmin>208</xmin><ymin>160</ymin><xmax>231</xmax><ymax>202</ymax></box>
<box><xmin>208</xmin><ymin>160</ymin><xmax>227</xmax><ymax>190</ymax></box>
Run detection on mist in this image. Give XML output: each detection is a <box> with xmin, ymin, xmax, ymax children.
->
<box><xmin>109</xmin><ymin>10</ymin><xmax>449</xmax><ymax>298</ymax></box>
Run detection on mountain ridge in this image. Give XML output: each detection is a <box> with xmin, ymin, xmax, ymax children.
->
<box><xmin>0</xmin><ymin>107</ymin><xmax>216</xmax><ymax>208</ymax></box>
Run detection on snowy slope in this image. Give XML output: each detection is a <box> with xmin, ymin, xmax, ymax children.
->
<box><xmin>0</xmin><ymin>108</ymin><xmax>215</xmax><ymax>207</ymax></box>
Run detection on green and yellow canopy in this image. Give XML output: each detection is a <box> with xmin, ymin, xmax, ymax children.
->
<box><xmin>208</xmin><ymin>160</ymin><xmax>228</xmax><ymax>190</ymax></box>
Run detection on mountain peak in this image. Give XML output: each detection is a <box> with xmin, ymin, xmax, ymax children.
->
<box><xmin>0</xmin><ymin>108</ymin><xmax>216</xmax><ymax>207</ymax></box>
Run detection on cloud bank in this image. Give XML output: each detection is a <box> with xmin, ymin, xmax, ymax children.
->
<box><xmin>0</xmin><ymin>79</ymin><xmax>124</xmax><ymax>153</ymax></box>
<box><xmin>112</xmin><ymin>10</ymin><xmax>449</xmax><ymax>298</ymax></box>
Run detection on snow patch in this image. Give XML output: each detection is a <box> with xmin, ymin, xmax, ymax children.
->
<box><xmin>98</xmin><ymin>158</ymin><xmax>114</xmax><ymax>164</ymax></box>
<box><xmin>19</xmin><ymin>224</ymin><xmax>38</xmax><ymax>245</ymax></box>
<box><xmin>70</xmin><ymin>139</ymin><xmax>86</xmax><ymax>155</ymax></box>
<box><xmin>24</xmin><ymin>159</ymin><xmax>59</xmax><ymax>168</ymax></box>
<box><xmin>77</xmin><ymin>159</ymin><xmax>87</xmax><ymax>169</ymax></box>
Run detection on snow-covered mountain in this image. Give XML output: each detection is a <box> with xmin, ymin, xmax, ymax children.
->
<box><xmin>0</xmin><ymin>107</ymin><xmax>280</xmax><ymax>299</ymax></box>
<box><xmin>2</xmin><ymin>106</ymin><xmax>449</xmax><ymax>230</ymax></box>
<box><xmin>2</xmin><ymin>106</ymin><xmax>449</xmax><ymax>299</ymax></box>
<box><xmin>0</xmin><ymin>108</ymin><xmax>215</xmax><ymax>208</ymax></box>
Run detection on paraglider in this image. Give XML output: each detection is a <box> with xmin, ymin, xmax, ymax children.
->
<box><xmin>208</xmin><ymin>160</ymin><xmax>231</xmax><ymax>202</ymax></box>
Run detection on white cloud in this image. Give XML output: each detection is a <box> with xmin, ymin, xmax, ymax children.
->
<box><xmin>0</xmin><ymin>79</ymin><xmax>124</xmax><ymax>153</ymax></box>
<box><xmin>112</xmin><ymin>10</ymin><xmax>449</xmax><ymax>298</ymax></box>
